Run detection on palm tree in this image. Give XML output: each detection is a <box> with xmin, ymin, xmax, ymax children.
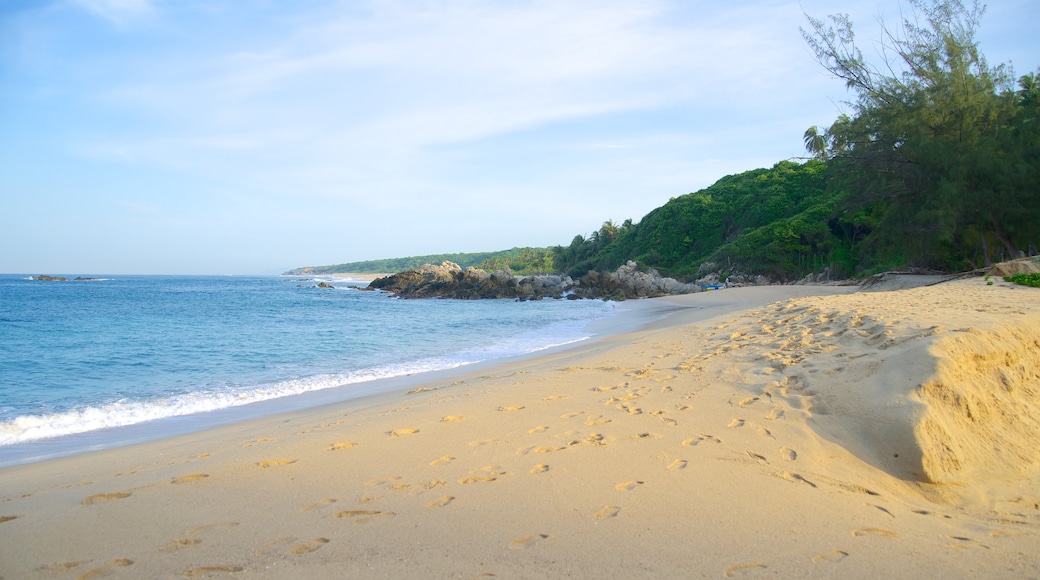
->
<box><xmin>803</xmin><ymin>126</ymin><xmax>827</xmax><ymax>159</ymax></box>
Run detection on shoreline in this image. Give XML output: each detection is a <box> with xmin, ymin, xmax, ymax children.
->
<box><xmin>2</xmin><ymin>280</ymin><xmax>1037</xmax><ymax>577</ymax></box>
<box><xmin>0</xmin><ymin>285</ymin><xmax>830</xmax><ymax>468</ymax></box>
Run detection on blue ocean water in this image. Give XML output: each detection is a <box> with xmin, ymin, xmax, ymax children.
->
<box><xmin>0</xmin><ymin>274</ymin><xmax>613</xmax><ymax>461</ymax></box>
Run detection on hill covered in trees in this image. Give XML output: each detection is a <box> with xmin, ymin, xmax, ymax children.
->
<box><xmin>553</xmin><ymin>0</ymin><xmax>1038</xmax><ymax>281</ymax></box>
<box><xmin>286</xmin><ymin>247</ymin><xmax>555</xmax><ymax>276</ymax></box>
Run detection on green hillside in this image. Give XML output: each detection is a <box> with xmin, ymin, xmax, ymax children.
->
<box><xmin>554</xmin><ymin>1</ymin><xmax>1039</xmax><ymax>281</ymax></box>
<box><xmin>285</xmin><ymin>247</ymin><xmax>554</xmax><ymax>276</ymax></box>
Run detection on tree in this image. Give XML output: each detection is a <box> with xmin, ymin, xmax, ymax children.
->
<box><xmin>802</xmin><ymin>0</ymin><xmax>1036</xmax><ymax>268</ymax></box>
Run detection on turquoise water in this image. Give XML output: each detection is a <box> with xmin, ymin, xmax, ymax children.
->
<box><xmin>0</xmin><ymin>275</ymin><xmax>613</xmax><ymax>462</ymax></box>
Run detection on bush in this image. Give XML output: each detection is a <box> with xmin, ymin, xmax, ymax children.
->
<box><xmin>1003</xmin><ymin>273</ymin><xmax>1040</xmax><ymax>288</ymax></box>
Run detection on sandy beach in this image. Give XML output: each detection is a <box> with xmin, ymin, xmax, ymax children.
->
<box><xmin>1</xmin><ymin>276</ymin><xmax>1038</xmax><ymax>578</ymax></box>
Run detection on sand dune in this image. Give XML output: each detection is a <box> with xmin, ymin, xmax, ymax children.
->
<box><xmin>0</xmin><ymin>276</ymin><xmax>1037</xmax><ymax>578</ymax></box>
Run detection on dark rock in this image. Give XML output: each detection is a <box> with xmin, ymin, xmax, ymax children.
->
<box><xmin>317</xmin><ymin>281</ymin><xmax>334</xmax><ymax>288</ymax></box>
<box><xmin>369</xmin><ymin>260</ymin><xmax>702</xmax><ymax>300</ymax></box>
<box><xmin>33</xmin><ymin>275</ymin><xmax>69</xmax><ymax>281</ymax></box>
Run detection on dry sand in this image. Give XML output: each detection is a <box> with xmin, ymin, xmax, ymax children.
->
<box><xmin>1</xmin><ymin>276</ymin><xmax>1038</xmax><ymax>578</ymax></box>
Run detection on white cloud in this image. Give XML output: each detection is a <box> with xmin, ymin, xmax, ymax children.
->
<box><xmin>92</xmin><ymin>1</ymin><xmax>814</xmax><ymax>168</ymax></box>
<box><xmin>71</xmin><ymin>0</ymin><xmax>155</xmax><ymax>25</ymax></box>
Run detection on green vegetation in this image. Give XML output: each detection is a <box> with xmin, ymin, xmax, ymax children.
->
<box><xmin>1004</xmin><ymin>273</ymin><xmax>1040</xmax><ymax>288</ymax></box>
<box><xmin>551</xmin><ymin>161</ymin><xmax>844</xmax><ymax>280</ymax></box>
<box><xmin>285</xmin><ymin>247</ymin><xmax>554</xmax><ymax>276</ymax></box>
<box><xmin>800</xmin><ymin>0</ymin><xmax>1039</xmax><ymax>271</ymax></box>
<box><xmin>552</xmin><ymin>0</ymin><xmax>1038</xmax><ymax>281</ymax></box>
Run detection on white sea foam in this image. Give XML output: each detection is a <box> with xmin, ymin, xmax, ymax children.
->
<box><xmin>0</xmin><ymin>336</ymin><xmax>590</xmax><ymax>447</ymax></box>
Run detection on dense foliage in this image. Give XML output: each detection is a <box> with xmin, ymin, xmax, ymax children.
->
<box><xmin>1004</xmin><ymin>272</ymin><xmax>1040</xmax><ymax>288</ymax></box>
<box><xmin>801</xmin><ymin>0</ymin><xmax>1039</xmax><ymax>270</ymax></box>
<box><xmin>552</xmin><ymin>161</ymin><xmax>846</xmax><ymax>280</ymax></box>
<box><xmin>553</xmin><ymin>0</ymin><xmax>1038</xmax><ymax>281</ymax></box>
<box><xmin>285</xmin><ymin>247</ymin><xmax>554</xmax><ymax>276</ymax></box>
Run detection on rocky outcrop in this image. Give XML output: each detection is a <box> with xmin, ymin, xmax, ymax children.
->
<box><xmin>367</xmin><ymin>261</ymin><xmax>702</xmax><ymax>300</ymax></box>
<box><xmin>33</xmin><ymin>275</ymin><xmax>69</xmax><ymax>281</ymax></box>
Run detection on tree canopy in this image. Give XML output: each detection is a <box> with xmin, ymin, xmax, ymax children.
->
<box><xmin>801</xmin><ymin>0</ymin><xmax>1039</xmax><ymax>269</ymax></box>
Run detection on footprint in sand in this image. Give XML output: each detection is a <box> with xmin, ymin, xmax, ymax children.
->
<box><xmin>811</xmin><ymin>550</ymin><xmax>849</xmax><ymax>563</ymax></box>
<box><xmin>37</xmin><ymin>561</ymin><xmax>90</xmax><ymax>573</ymax></box>
<box><xmin>542</xmin><ymin>394</ymin><xmax>567</xmax><ymax>401</ymax></box>
<box><xmin>290</xmin><ymin>538</ymin><xmax>330</xmax><ymax>554</ymax></box>
<box><xmin>301</xmin><ymin>498</ymin><xmax>337</xmax><ymax>512</ymax></box>
<box><xmin>429</xmin><ymin>455</ymin><xmax>455</xmax><ymax>466</ymax></box>
<box><xmin>531</xmin><ymin>464</ymin><xmax>549</xmax><ymax>474</ymax></box>
<box><xmin>944</xmin><ymin>536</ymin><xmax>991</xmax><ymax>549</ymax></box>
<box><xmin>426</xmin><ymin>495</ymin><xmax>455</xmax><ymax>508</ymax></box>
<box><xmin>852</xmin><ymin>527</ymin><xmax>898</xmax><ymax>538</ymax></box>
<box><xmin>780</xmin><ymin>447</ymin><xmax>797</xmax><ymax>461</ymax></box>
<box><xmin>780</xmin><ymin>472</ymin><xmax>816</xmax><ymax>487</ymax></box>
<box><xmin>498</xmin><ymin>405</ymin><xmax>525</xmax><ymax>412</ymax></box>
<box><xmin>175</xmin><ymin>521</ymin><xmax>239</xmax><ymax>549</ymax></box>
<box><xmin>510</xmin><ymin>534</ymin><xmax>549</xmax><ymax>549</ymax></box>
<box><xmin>328</xmin><ymin>442</ymin><xmax>357</xmax><ymax>451</ymax></box>
<box><xmin>335</xmin><ymin>510</ymin><xmax>395</xmax><ymax>524</ymax></box>
<box><xmin>723</xmin><ymin>563</ymin><xmax>767</xmax><ymax>577</ymax></box>
<box><xmin>727</xmin><ymin>419</ymin><xmax>745</xmax><ymax>428</ymax></box>
<box><xmin>651</xmin><ymin>411</ymin><xmax>678</xmax><ymax>427</ymax></box>
<box><xmin>584</xmin><ymin>415</ymin><xmax>612</xmax><ymax>426</ymax></box>
<box><xmin>870</xmin><ymin>504</ymin><xmax>895</xmax><ymax>518</ymax></box>
<box><xmin>683</xmin><ymin>434</ymin><xmax>720</xmax><ymax>446</ymax></box>
<box><xmin>745</xmin><ymin>451</ymin><xmax>768</xmax><ymax>465</ymax></box>
<box><xmin>82</xmin><ymin>491</ymin><xmax>131</xmax><ymax>505</ymax></box>
<box><xmin>738</xmin><ymin>397</ymin><xmax>760</xmax><ymax>407</ymax></box>
<box><xmin>390</xmin><ymin>428</ymin><xmax>419</xmax><ymax>437</ymax></box>
<box><xmin>183</xmin><ymin>566</ymin><xmax>244</xmax><ymax>577</ymax></box>
<box><xmin>256</xmin><ymin>537</ymin><xmax>297</xmax><ymax>556</ymax></box>
<box><xmin>534</xmin><ymin>446</ymin><xmax>566</xmax><ymax>453</ymax></box>
<box><xmin>667</xmin><ymin>459</ymin><xmax>688</xmax><ymax>471</ymax></box>
<box><xmin>756</xmin><ymin>427</ymin><xmax>774</xmax><ymax>439</ymax></box>
<box><xmin>529</xmin><ymin>425</ymin><xmax>550</xmax><ymax>434</ymax></box>
<box><xmin>560</xmin><ymin>411</ymin><xmax>584</xmax><ymax>419</ymax></box>
<box><xmin>77</xmin><ymin>558</ymin><xmax>133</xmax><ymax>580</ymax></box>
<box><xmin>441</xmin><ymin>415</ymin><xmax>466</xmax><ymax>423</ymax></box>
<box><xmin>258</xmin><ymin>459</ymin><xmax>296</xmax><ymax>468</ymax></box>
<box><xmin>0</xmin><ymin>515</ymin><xmax>21</xmax><ymax>523</ymax></box>
<box><xmin>615</xmin><ymin>480</ymin><xmax>644</xmax><ymax>491</ymax></box>
<box><xmin>171</xmin><ymin>473</ymin><xmax>209</xmax><ymax>484</ymax></box>
<box><xmin>594</xmin><ymin>505</ymin><xmax>621</xmax><ymax>519</ymax></box>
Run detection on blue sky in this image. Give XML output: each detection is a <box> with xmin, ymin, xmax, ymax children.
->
<box><xmin>2</xmin><ymin>0</ymin><xmax>1037</xmax><ymax>274</ymax></box>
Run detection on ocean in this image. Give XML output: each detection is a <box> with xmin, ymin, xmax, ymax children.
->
<box><xmin>0</xmin><ymin>274</ymin><xmax>615</xmax><ymax>465</ymax></box>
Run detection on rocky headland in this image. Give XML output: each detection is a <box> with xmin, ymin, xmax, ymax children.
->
<box><xmin>366</xmin><ymin>260</ymin><xmax>703</xmax><ymax>300</ymax></box>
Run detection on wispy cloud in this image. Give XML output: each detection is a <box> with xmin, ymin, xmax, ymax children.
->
<box><xmin>71</xmin><ymin>0</ymin><xmax>155</xmax><ymax>25</ymax></box>
<box><xmin>91</xmin><ymin>1</ymin><xmax>813</xmax><ymax>169</ymax></box>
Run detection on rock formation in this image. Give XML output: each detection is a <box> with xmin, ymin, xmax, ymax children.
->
<box><xmin>366</xmin><ymin>261</ymin><xmax>702</xmax><ymax>300</ymax></box>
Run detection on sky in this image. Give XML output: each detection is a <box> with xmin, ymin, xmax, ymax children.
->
<box><xmin>2</xmin><ymin>0</ymin><xmax>1037</xmax><ymax>275</ymax></box>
